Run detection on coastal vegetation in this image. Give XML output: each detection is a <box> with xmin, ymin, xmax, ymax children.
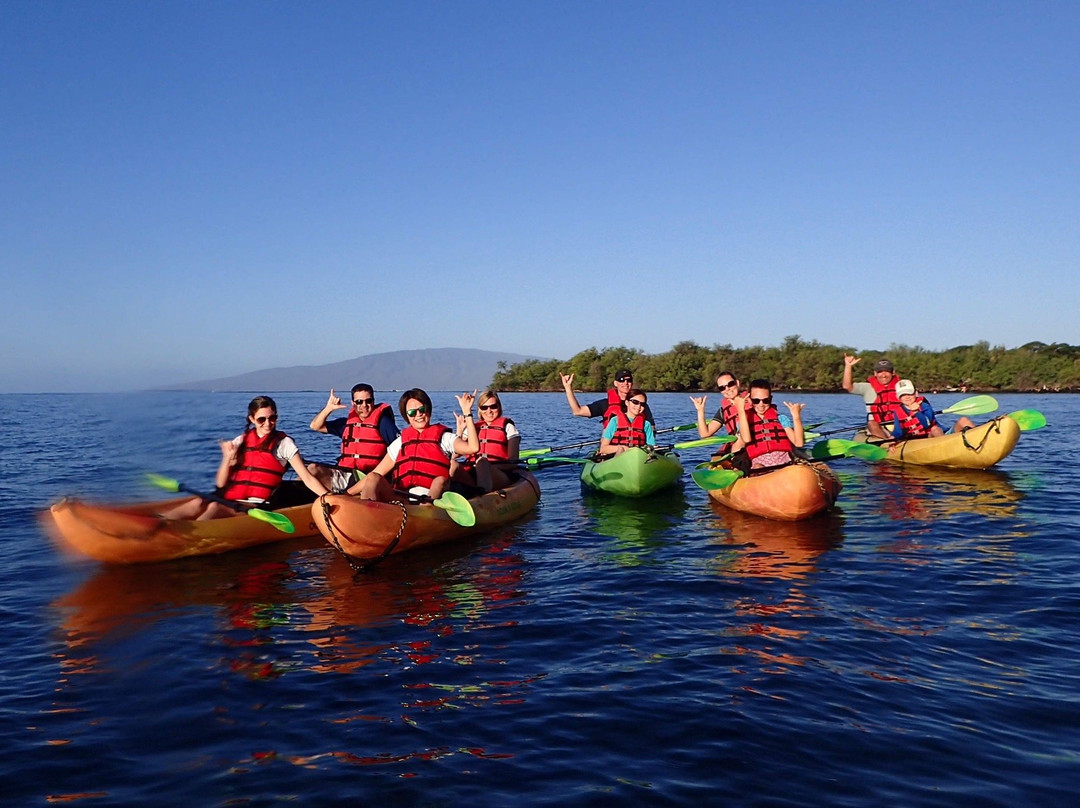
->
<box><xmin>492</xmin><ymin>337</ymin><xmax>1080</xmax><ymax>392</ymax></box>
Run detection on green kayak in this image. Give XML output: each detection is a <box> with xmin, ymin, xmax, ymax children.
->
<box><xmin>580</xmin><ymin>447</ymin><xmax>684</xmax><ymax>498</ymax></box>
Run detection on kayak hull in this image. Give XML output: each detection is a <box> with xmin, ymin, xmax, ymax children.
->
<box><xmin>313</xmin><ymin>473</ymin><xmax>541</xmax><ymax>566</ymax></box>
<box><xmin>47</xmin><ymin>493</ymin><xmax>319</xmax><ymax>564</ymax></box>
<box><xmin>879</xmin><ymin>415</ymin><xmax>1020</xmax><ymax>469</ymax></box>
<box><xmin>706</xmin><ymin>461</ymin><xmax>841</xmax><ymax>521</ymax></box>
<box><xmin>580</xmin><ymin>447</ymin><xmax>683</xmax><ymax>498</ymax></box>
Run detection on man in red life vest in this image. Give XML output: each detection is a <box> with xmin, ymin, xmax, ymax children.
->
<box><xmin>308</xmin><ymin>384</ymin><xmax>399</xmax><ymax>491</ymax></box>
<box><xmin>560</xmin><ymin>368</ymin><xmax>654</xmax><ymax>428</ymax></box>
<box><xmin>842</xmin><ymin>354</ymin><xmax>900</xmax><ymax>440</ymax></box>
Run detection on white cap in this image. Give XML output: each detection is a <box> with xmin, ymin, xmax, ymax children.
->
<box><xmin>895</xmin><ymin>379</ymin><xmax>916</xmax><ymax>396</ymax></box>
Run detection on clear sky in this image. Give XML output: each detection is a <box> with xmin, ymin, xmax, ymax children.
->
<box><xmin>3</xmin><ymin>1</ymin><xmax>1077</xmax><ymax>393</ymax></box>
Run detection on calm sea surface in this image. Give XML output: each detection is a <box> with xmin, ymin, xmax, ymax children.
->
<box><xmin>2</xmin><ymin>391</ymin><xmax>1078</xmax><ymax>805</ymax></box>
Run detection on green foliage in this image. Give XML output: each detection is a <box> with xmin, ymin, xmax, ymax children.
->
<box><xmin>491</xmin><ymin>338</ymin><xmax>1080</xmax><ymax>392</ymax></box>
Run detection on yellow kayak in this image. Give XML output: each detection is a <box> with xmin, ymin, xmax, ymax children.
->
<box><xmin>872</xmin><ymin>415</ymin><xmax>1021</xmax><ymax>469</ymax></box>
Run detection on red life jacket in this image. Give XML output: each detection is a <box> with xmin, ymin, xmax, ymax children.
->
<box><xmin>610</xmin><ymin>411</ymin><xmax>648</xmax><ymax>448</ymax></box>
<box><xmin>890</xmin><ymin>399</ymin><xmax>934</xmax><ymax>438</ymax></box>
<box><xmin>602</xmin><ymin>388</ymin><xmax>623</xmax><ymax>428</ymax></box>
<box><xmin>338</xmin><ymin>402</ymin><xmax>392</xmax><ymax>472</ymax></box>
<box><xmin>394</xmin><ymin>424</ymin><xmax>451</xmax><ymax>490</ymax></box>
<box><xmin>745</xmin><ymin>407</ymin><xmax>794</xmax><ymax>460</ymax></box>
<box><xmin>866</xmin><ymin>375</ymin><xmax>900</xmax><ymax>424</ymax></box>
<box><xmin>221</xmin><ymin>429</ymin><xmax>287</xmax><ymax>501</ymax></box>
<box><xmin>461</xmin><ymin>416</ymin><xmax>515</xmax><ymax>470</ymax></box>
<box><xmin>719</xmin><ymin>395</ymin><xmax>749</xmax><ymax>435</ymax></box>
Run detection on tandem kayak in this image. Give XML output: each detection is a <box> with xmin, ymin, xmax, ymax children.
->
<box><xmin>313</xmin><ymin>472</ymin><xmax>541</xmax><ymax>568</ymax></box>
<box><xmin>46</xmin><ymin>482</ymin><xmax>321</xmax><ymax>564</ymax></box>
<box><xmin>580</xmin><ymin>447</ymin><xmax>684</xmax><ymax>498</ymax></box>
<box><xmin>868</xmin><ymin>415</ymin><xmax>1021</xmax><ymax>469</ymax></box>
<box><xmin>706</xmin><ymin>461</ymin><xmax>841</xmax><ymax>521</ymax></box>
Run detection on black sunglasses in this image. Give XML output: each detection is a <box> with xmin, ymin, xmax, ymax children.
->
<box><xmin>628</xmin><ymin>398</ymin><xmax>646</xmax><ymax>406</ymax></box>
<box><xmin>750</xmin><ymin>397</ymin><xmax>772</xmax><ymax>405</ymax></box>
<box><xmin>255</xmin><ymin>414</ymin><xmax>278</xmax><ymax>425</ymax></box>
<box><xmin>354</xmin><ymin>397</ymin><xmax>374</xmax><ymax>406</ymax></box>
<box><xmin>718</xmin><ymin>380</ymin><xmax>738</xmax><ymax>391</ymax></box>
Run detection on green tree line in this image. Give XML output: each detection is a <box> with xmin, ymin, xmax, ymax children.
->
<box><xmin>492</xmin><ymin>337</ymin><xmax>1080</xmax><ymax>392</ymax></box>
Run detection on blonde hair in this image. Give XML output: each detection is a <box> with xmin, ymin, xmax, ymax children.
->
<box><xmin>478</xmin><ymin>389</ymin><xmax>502</xmax><ymax>410</ymax></box>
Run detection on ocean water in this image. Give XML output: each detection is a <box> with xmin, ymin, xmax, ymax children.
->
<box><xmin>2</xmin><ymin>390</ymin><xmax>1078</xmax><ymax>806</ymax></box>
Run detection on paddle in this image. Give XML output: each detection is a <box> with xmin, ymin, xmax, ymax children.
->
<box><xmin>520</xmin><ymin>438</ymin><xmax>601</xmax><ymax>459</ymax></box>
<box><xmin>809</xmin><ymin>440</ymin><xmax>889</xmax><ymax>461</ymax></box>
<box><xmin>669</xmin><ymin>435</ymin><xmax>737</xmax><ymax>451</ymax></box>
<box><xmin>690</xmin><ymin>467</ymin><xmax>744</xmax><ymax>491</ymax></box>
<box><xmin>524</xmin><ymin>455</ymin><xmax>589</xmax><ymax>468</ymax></box>
<box><xmin>350</xmin><ymin>471</ymin><xmax>476</xmax><ymax>527</ymax></box>
<box><xmin>1007</xmin><ymin>409</ymin><xmax>1047</xmax><ymax>431</ymax></box>
<box><xmin>813</xmin><ymin>394</ymin><xmax>1001</xmax><ymax>439</ymax></box>
<box><xmin>520</xmin><ymin>431</ymin><xmax>737</xmax><ymax>459</ymax></box>
<box><xmin>145</xmin><ymin>473</ymin><xmax>296</xmax><ymax>533</ymax></box>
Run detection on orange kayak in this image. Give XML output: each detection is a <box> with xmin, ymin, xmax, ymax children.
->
<box><xmin>47</xmin><ymin>483</ymin><xmax>320</xmax><ymax>564</ymax></box>
<box><xmin>313</xmin><ymin>472</ymin><xmax>541</xmax><ymax>568</ymax></box>
<box><xmin>706</xmin><ymin>461</ymin><xmax>841</xmax><ymax>521</ymax></box>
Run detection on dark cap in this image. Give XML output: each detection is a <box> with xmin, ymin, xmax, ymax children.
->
<box><xmin>614</xmin><ymin>369</ymin><xmax>633</xmax><ymax>382</ymax></box>
<box><xmin>873</xmin><ymin>359</ymin><xmax>894</xmax><ymax>372</ymax></box>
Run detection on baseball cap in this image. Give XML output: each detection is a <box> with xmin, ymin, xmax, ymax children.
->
<box><xmin>873</xmin><ymin>359</ymin><xmax>894</xmax><ymax>372</ymax></box>
<box><xmin>614</xmin><ymin>369</ymin><xmax>633</xmax><ymax>382</ymax></box>
<box><xmin>895</xmin><ymin>379</ymin><xmax>916</xmax><ymax>396</ymax></box>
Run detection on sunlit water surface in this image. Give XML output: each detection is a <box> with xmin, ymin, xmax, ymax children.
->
<box><xmin>2</xmin><ymin>391</ymin><xmax>1078</xmax><ymax>805</ymax></box>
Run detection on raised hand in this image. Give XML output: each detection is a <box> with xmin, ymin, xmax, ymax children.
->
<box><xmin>325</xmin><ymin>389</ymin><xmax>346</xmax><ymax>411</ymax></box>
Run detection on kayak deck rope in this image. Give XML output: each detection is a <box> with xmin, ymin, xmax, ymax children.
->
<box><xmin>319</xmin><ymin>496</ymin><xmax>409</xmax><ymax>575</ymax></box>
<box><xmin>961</xmin><ymin>417</ymin><xmax>1002</xmax><ymax>453</ymax></box>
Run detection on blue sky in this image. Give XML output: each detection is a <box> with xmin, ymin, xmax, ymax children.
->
<box><xmin>3</xmin><ymin>1</ymin><xmax>1077</xmax><ymax>393</ymax></box>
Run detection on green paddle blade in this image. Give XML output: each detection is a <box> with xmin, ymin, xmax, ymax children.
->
<box><xmin>246</xmin><ymin>508</ymin><xmax>297</xmax><ymax>533</ymax></box>
<box><xmin>145</xmin><ymin>472</ymin><xmax>182</xmax><ymax>493</ymax></box>
<box><xmin>943</xmin><ymin>394</ymin><xmax>998</xmax><ymax>416</ymax></box>
<box><xmin>433</xmin><ymin>491</ymin><xmax>476</xmax><ymax>527</ymax></box>
<box><xmin>664</xmin><ymin>422</ymin><xmax>698</xmax><ymax>433</ymax></box>
<box><xmin>810</xmin><ymin>439</ymin><xmax>888</xmax><ymax>461</ymax></box>
<box><xmin>843</xmin><ymin>443</ymin><xmax>889</xmax><ymax>461</ymax></box>
<box><xmin>525</xmin><ymin>455</ymin><xmax>589</xmax><ymax>467</ymax></box>
<box><xmin>519</xmin><ymin>447</ymin><xmax>553</xmax><ymax>459</ymax></box>
<box><xmin>690</xmin><ymin>467</ymin><xmax>744</xmax><ymax>491</ymax></box>
<box><xmin>671</xmin><ymin>435</ymin><xmax>737</xmax><ymax>451</ymax></box>
<box><xmin>1007</xmin><ymin>409</ymin><xmax>1046</xmax><ymax>431</ymax></box>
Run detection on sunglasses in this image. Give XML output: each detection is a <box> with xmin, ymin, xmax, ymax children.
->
<box><xmin>750</xmin><ymin>397</ymin><xmax>772</xmax><ymax>405</ymax></box>
<box><xmin>628</xmin><ymin>399</ymin><xmax>646</xmax><ymax>406</ymax></box>
<box><xmin>615</xmin><ymin>377</ymin><xmax>633</xmax><ymax>383</ymax></box>
<box><xmin>254</xmin><ymin>414</ymin><xmax>278</xmax><ymax>425</ymax></box>
<box><xmin>353</xmin><ymin>397</ymin><xmax>374</xmax><ymax>406</ymax></box>
<box><xmin>718</xmin><ymin>380</ymin><xmax>738</xmax><ymax>391</ymax></box>
<box><xmin>478</xmin><ymin>403</ymin><xmax>499</xmax><ymax>411</ymax></box>
<box><xmin>406</xmin><ymin>406</ymin><xmax>428</xmax><ymax>417</ymax></box>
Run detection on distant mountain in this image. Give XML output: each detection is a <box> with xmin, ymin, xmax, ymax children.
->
<box><xmin>155</xmin><ymin>348</ymin><xmax>547</xmax><ymax>392</ymax></box>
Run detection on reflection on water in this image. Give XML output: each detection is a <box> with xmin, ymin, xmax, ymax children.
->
<box><xmin>706</xmin><ymin>504</ymin><xmax>845</xmax><ymax>582</ymax></box>
<box><xmin>701</xmin><ymin>506</ymin><xmax>846</xmax><ymax>672</ymax></box>
<box><xmin>871</xmin><ymin>464</ymin><xmax>1025</xmax><ymax>522</ymax></box>
<box><xmin>577</xmin><ymin>484</ymin><xmax>692</xmax><ymax>566</ymax></box>
<box><xmin>52</xmin><ymin>527</ymin><xmax>530</xmax><ymax>675</ymax></box>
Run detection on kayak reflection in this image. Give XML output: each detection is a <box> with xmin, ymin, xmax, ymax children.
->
<box><xmin>579</xmin><ymin>485</ymin><xmax>691</xmax><ymax>566</ymax></box>
<box><xmin>870</xmin><ymin>464</ymin><xmax>1024</xmax><ymax>522</ymax></box>
<box><xmin>707</xmin><ymin>504</ymin><xmax>845</xmax><ymax>582</ymax></box>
